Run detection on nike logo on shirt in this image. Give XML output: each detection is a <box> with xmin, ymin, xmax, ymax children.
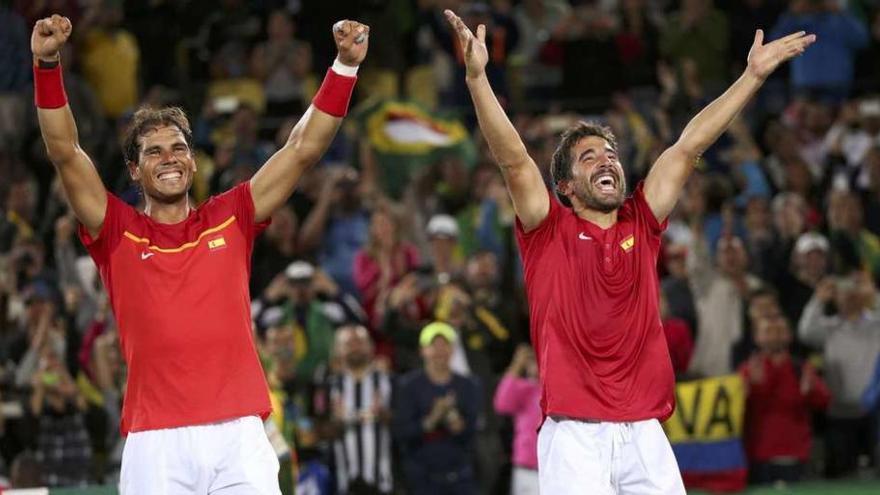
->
<box><xmin>578</xmin><ymin>233</ymin><xmax>593</xmax><ymax>241</ymax></box>
<box><xmin>141</xmin><ymin>252</ymin><xmax>155</xmax><ymax>260</ymax></box>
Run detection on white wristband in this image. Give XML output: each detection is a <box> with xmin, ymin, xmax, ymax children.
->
<box><xmin>332</xmin><ymin>58</ymin><xmax>359</xmax><ymax>77</ymax></box>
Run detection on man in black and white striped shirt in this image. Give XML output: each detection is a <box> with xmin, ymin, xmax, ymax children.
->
<box><xmin>317</xmin><ymin>324</ymin><xmax>393</xmax><ymax>494</ymax></box>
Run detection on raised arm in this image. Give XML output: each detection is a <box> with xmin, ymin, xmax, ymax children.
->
<box><xmin>644</xmin><ymin>29</ymin><xmax>815</xmax><ymax>222</ymax></box>
<box><xmin>798</xmin><ymin>279</ymin><xmax>838</xmax><ymax>348</ymax></box>
<box><xmin>32</xmin><ymin>15</ymin><xmax>107</xmax><ymax>236</ymax></box>
<box><xmin>249</xmin><ymin>20</ymin><xmax>369</xmax><ymax>223</ymax></box>
<box><xmin>297</xmin><ymin>169</ymin><xmax>341</xmax><ymax>253</ymax></box>
<box><xmin>445</xmin><ymin>10</ymin><xmax>549</xmax><ymax>231</ymax></box>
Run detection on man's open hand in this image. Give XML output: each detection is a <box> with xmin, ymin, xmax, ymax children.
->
<box><xmin>747</xmin><ymin>29</ymin><xmax>816</xmax><ymax>80</ymax></box>
<box><xmin>444</xmin><ymin>9</ymin><xmax>489</xmax><ymax>80</ymax></box>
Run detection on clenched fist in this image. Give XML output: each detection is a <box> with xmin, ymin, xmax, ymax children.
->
<box><xmin>332</xmin><ymin>20</ymin><xmax>369</xmax><ymax>67</ymax></box>
<box><xmin>32</xmin><ymin>15</ymin><xmax>72</xmax><ymax>62</ymax></box>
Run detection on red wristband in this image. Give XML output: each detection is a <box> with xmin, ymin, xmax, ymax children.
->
<box><xmin>313</xmin><ymin>68</ymin><xmax>357</xmax><ymax>117</ymax></box>
<box><xmin>34</xmin><ymin>63</ymin><xmax>68</xmax><ymax>109</ymax></box>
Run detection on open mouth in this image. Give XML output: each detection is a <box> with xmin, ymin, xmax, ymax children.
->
<box><xmin>157</xmin><ymin>170</ymin><xmax>183</xmax><ymax>183</ymax></box>
<box><xmin>592</xmin><ymin>173</ymin><xmax>617</xmax><ymax>194</ymax></box>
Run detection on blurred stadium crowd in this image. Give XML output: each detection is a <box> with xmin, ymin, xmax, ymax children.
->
<box><xmin>2</xmin><ymin>0</ymin><xmax>880</xmax><ymax>493</ymax></box>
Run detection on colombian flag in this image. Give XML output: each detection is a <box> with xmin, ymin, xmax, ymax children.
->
<box><xmin>664</xmin><ymin>374</ymin><xmax>748</xmax><ymax>492</ymax></box>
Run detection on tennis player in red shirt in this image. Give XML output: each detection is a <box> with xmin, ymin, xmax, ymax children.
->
<box><xmin>31</xmin><ymin>14</ymin><xmax>368</xmax><ymax>494</ymax></box>
<box><xmin>445</xmin><ymin>9</ymin><xmax>814</xmax><ymax>495</ymax></box>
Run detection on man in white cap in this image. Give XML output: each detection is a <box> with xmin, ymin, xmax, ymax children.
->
<box><xmin>254</xmin><ymin>260</ymin><xmax>364</xmax><ymax>383</ymax></box>
<box><xmin>799</xmin><ymin>270</ymin><xmax>880</xmax><ymax>477</ymax></box>
<box><xmin>426</xmin><ymin>214</ymin><xmax>463</xmax><ymax>282</ymax></box>
<box><xmin>774</xmin><ymin>232</ymin><xmax>831</xmax><ymax>333</ymax></box>
<box><xmin>793</xmin><ymin>232</ymin><xmax>830</xmax><ymax>287</ymax></box>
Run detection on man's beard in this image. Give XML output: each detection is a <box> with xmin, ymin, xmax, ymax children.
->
<box><xmin>345</xmin><ymin>352</ymin><xmax>371</xmax><ymax>370</ymax></box>
<box><xmin>573</xmin><ymin>178</ymin><xmax>626</xmax><ymax>213</ymax></box>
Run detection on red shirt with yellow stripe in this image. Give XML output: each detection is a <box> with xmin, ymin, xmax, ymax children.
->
<box><xmin>78</xmin><ymin>182</ymin><xmax>271</xmax><ymax>434</ymax></box>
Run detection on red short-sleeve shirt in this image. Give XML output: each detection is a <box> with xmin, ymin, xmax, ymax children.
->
<box><xmin>515</xmin><ymin>183</ymin><xmax>675</xmax><ymax>422</ymax></box>
<box><xmin>79</xmin><ymin>182</ymin><xmax>272</xmax><ymax>434</ymax></box>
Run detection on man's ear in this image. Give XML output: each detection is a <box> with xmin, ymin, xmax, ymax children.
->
<box><xmin>555</xmin><ymin>180</ymin><xmax>574</xmax><ymax>208</ymax></box>
<box><xmin>127</xmin><ymin>161</ymin><xmax>140</xmax><ymax>182</ymax></box>
<box><xmin>557</xmin><ymin>180</ymin><xmax>573</xmax><ymax>198</ymax></box>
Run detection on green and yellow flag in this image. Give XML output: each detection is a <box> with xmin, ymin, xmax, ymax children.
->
<box><xmin>355</xmin><ymin>99</ymin><xmax>476</xmax><ymax>199</ymax></box>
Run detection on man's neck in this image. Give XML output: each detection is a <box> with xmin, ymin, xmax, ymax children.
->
<box><xmin>796</xmin><ymin>270</ymin><xmax>822</xmax><ymax>287</ymax></box>
<box><xmin>346</xmin><ymin>363</ymin><xmax>372</xmax><ymax>380</ymax></box>
<box><xmin>425</xmin><ymin>365</ymin><xmax>452</xmax><ymax>384</ymax></box>
<box><xmin>434</xmin><ymin>256</ymin><xmax>454</xmax><ymax>275</ymax></box>
<box><xmin>573</xmin><ymin>203</ymin><xmax>618</xmax><ymax>229</ymax></box>
<box><xmin>144</xmin><ymin>197</ymin><xmax>191</xmax><ymax>224</ymax></box>
<box><xmin>762</xmin><ymin>349</ymin><xmax>790</xmax><ymax>363</ymax></box>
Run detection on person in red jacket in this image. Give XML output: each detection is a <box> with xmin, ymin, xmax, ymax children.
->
<box><xmin>739</xmin><ymin>312</ymin><xmax>830</xmax><ymax>484</ymax></box>
<box><xmin>660</xmin><ymin>291</ymin><xmax>694</xmax><ymax>376</ymax></box>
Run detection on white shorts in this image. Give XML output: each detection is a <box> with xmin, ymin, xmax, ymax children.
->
<box><xmin>511</xmin><ymin>466</ymin><xmax>539</xmax><ymax>495</ymax></box>
<box><xmin>537</xmin><ymin>417</ymin><xmax>685</xmax><ymax>495</ymax></box>
<box><xmin>120</xmin><ymin>416</ymin><xmax>281</xmax><ymax>495</ymax></box>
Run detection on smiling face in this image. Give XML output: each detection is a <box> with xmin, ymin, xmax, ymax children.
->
<box><xmin>128</xmin><ymin>125</ymin><xmax>196</xmax><ymax>205</ymax></box>
<box><xmin>551</xmin><ymin>122</ymin><xmax>626</xmax><ymax>211</ymax></box>
<box><xmin>465</xmin><ymin>251</ymin><xmax>499</xmax><ymax>290</ymax></box>
<box><xmin>421</xmin><ymin>335</ymin><xmax>453</xmax><ymax>371</ymax></box>
<box><xmin>754</xmin><ymin>314</ymin><xmax>791</xmax><ymax>354</ymax></box>
<box><xmin>716</xmin><ymin>236</ymin><xmax>748</xmax><ymax>276</ymax></box>
<box><xmin>562</xmin><ymin>136</ymin><xmax>627</xmax><ymax>213</ymax></box>
<box><xmin>335</xmin><ymin>325</ymin><xmax>374</xmax><ymax>370</ymax></box>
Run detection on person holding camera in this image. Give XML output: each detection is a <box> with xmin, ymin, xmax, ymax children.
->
<box><xmin>771</xmin><ymin>0</ymin><xmax>869</xmax><ymax>101</ymax></box>
<box><xmin>799</xmin><ymin>271</ymin><xmax>880</xmax><ymax>476</ymax></box>
<box><xmin>299</xmin><ymin>166</ymin><xmax>371</xmax><ymax>297</ymax></box>
<box><xmin>494</xmin><ymin>344</ymin><xmax>541</xmax><ymax>495</ymax></box>
<box><xmin>254</xmin><ymin>260</ymin><xmax>366</xmax><ymax>385</ymax></box>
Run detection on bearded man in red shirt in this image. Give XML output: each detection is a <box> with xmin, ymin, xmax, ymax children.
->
<box><xmin>446</xmin><ymin>8</ymin><xmax>815</xmax><ymax>494</ymax></box>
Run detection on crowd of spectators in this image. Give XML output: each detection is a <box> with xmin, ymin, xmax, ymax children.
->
<box><xmin>2</xmin><ymin>0</ymin><xmax>880</xmax><ymax>493</ymax></box>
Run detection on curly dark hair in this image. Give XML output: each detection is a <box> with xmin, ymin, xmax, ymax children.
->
<box><xmin>122</xmin><ymin>107</ymin><xmax>194</xmax><ymax>165</ymax></box>
<box><xmin>550</xmin><ymin>121</ymin><xmax>618</xmax><ymax>207</ymax></box>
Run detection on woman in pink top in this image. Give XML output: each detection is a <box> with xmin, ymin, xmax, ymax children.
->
<box><xmin>494</xmin><ymin>344</ymin><xmax>541</xmax><ymax>495</ymax></box>
<box><xmin>353</xmin><ymin>200</ymin><xmax>420</xmax><ymax>329</ymax></box>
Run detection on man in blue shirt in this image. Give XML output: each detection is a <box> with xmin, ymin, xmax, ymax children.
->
<box><xmin>393</xmin><ymin>322</ymin><xmax>481</xmax><ymax>495</ymax></box>
<box><xmin>771</xmin><ymin>0</ymin><xmax>869</xmax><ymax>101</ymax></box>
<box><xmin>298</xmin><ymin>167</ymin><xmax>370</xmax><ymax>296</ymax></box>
